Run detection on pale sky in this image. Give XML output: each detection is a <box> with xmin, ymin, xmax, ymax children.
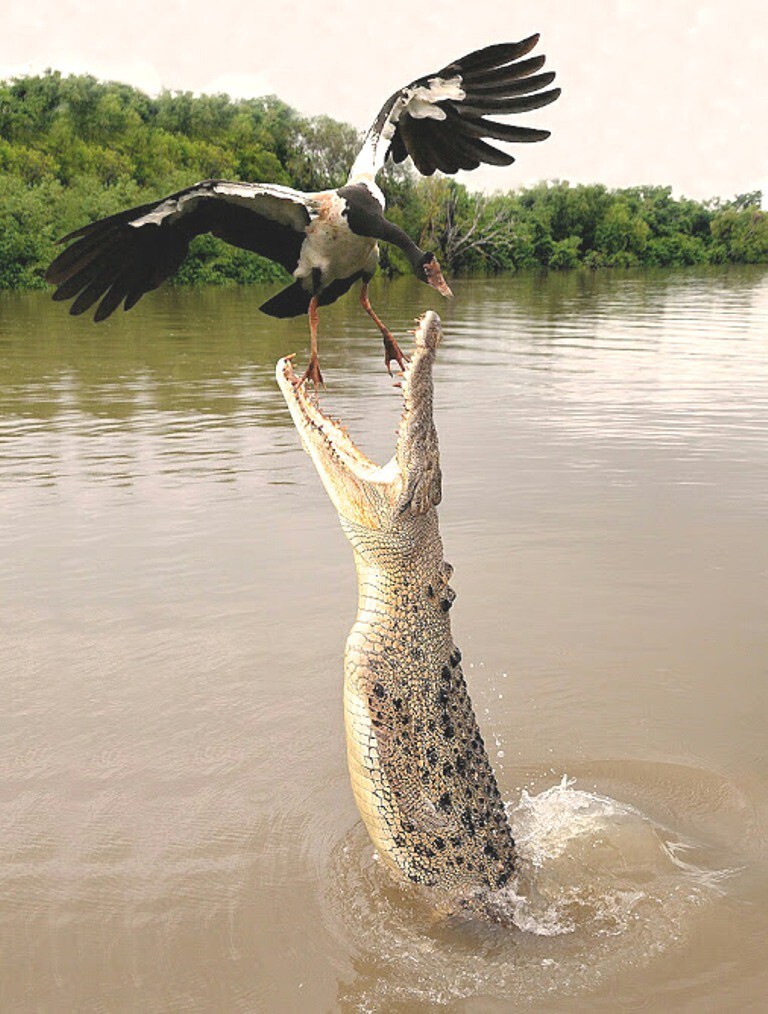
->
<box><xmin>3</xmin><ymin>0</ymin><xmax>767</xmax><ymax>203</ymax></box>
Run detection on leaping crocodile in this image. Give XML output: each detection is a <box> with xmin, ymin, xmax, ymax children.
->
<box><xmin>276</xmin><ymin>312</ymin><xmax>516</xmax><ymax>908</ymax></box>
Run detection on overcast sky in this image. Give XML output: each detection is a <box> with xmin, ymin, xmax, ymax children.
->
<box><xmin>3</xmin><ymin>0</ymin><xmax>767</xmax><ymax>203</ymax></box>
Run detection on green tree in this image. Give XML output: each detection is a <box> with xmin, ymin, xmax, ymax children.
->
<box><xmin>0</xmin><ymin>69</ymin><xmax>765</xmax><ymax>291</ymax></box>
<box><xmin>595</xmin><ymin>201</ymin><xmax>649</xmax><ymax>264</ymax></box>
<box><xmin>286</xmin><ymin>115</ymin><xmax>360</xmax><ymax>190</ymax></box>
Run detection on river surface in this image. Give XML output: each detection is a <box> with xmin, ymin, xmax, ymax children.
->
<box><xmin>1</xmin><ymin>267</ymin><xmax>767</xmax><ymax>1011</ymax></box>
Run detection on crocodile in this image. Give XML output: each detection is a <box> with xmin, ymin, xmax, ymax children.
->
<box><xmin>276</xmin><ymin>312</ymin><xmax>516</xmax><ymax>909</ymax></box>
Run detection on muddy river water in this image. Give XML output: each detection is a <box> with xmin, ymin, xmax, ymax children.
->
<box><xmin>1</xmin><ymin>267</ymin><xmax>767</xmax><ymax>1010</ymax></box>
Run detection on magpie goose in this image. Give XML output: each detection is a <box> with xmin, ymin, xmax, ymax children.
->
<box><xmin>46</xmin><ymin>34</ymin><xmax>560</xmax><ymax>387</ymax></box>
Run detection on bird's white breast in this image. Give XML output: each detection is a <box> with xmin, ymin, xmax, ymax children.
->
<box><xmin>296</xmin><ymin>191</ymin><xmax>377</xmax><ymax>284</ymax></box>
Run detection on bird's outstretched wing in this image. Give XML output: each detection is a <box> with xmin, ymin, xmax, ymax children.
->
<box><xmin>45</xmin><ymin>180</ymin><xmax>312</xmax><ymax>321</ymax></box>
<box><xmin>350</xmin><ymin>34</ymin><xmax>560</xmax><ymax>180</ymax></box>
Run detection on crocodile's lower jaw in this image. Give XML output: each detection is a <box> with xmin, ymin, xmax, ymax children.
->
<box><xmin>277</xmin><ymin>312</ymin><xmax>516</xmax><ymax>905</ymax></box>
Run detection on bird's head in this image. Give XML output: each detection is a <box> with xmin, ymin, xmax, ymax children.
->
<box><xmin>418</xmin><ymin>253</ymin><xmax>453</xmax><ymax>298</ymax></box>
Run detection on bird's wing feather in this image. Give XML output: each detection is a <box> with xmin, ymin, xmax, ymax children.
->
<box><xmin>46</xmin><ymin>180</ymin><xmax>312</xmax><ymax>321</ymax></box>
<box><xmin>349</xmin><ymin>34</ymin><xmax>560</xmax><ymax>181</ymax></box>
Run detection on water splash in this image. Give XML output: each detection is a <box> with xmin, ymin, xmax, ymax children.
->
<box><xmin>478</xmin><ymin>775</ymin><xmax>733</xmax><ymax>937</ymax></box>
<box><xmin>326</xmin><ymin>767</ymin><xmax>741</xmax><ymax>1009</ymax></box>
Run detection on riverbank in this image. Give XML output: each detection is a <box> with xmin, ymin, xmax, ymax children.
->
<box><xmin>1</xmin><ymin>72</ymin><xmax>766</xmax><ymax>292</ymax></box>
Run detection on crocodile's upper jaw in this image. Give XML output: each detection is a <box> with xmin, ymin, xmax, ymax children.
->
<box><xmin>276</xmin><ymin>311</ymin><xmax>443</xmax><ymax>530</ymax></box>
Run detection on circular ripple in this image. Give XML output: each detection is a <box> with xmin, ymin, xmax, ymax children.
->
<box><xmin>322</xmin><ymin>761</ymin><xmax>757</xmax><ymax>1010</ymax></box>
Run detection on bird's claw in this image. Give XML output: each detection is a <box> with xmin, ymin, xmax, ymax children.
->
<box><xmin>294</xmin><ymin>354</ymin><xmax>325</xmax><ymax>394</ymax></box>
<box><xmin>383</xmin><ymin>334</ymin><xmax>409</xmax><ymax>376</ymax></box>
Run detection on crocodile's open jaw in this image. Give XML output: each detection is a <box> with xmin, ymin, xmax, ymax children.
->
<box><xmin>276</xmin><ymin>311</ymin><xmax>443</xmax><ymax>528</ymax></box>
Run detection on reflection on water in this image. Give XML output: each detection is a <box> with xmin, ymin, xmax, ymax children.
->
<box><xmin>1</xmin><ymin>267</ymin><xmax>767</xmax><ymax>1010</ymax></box>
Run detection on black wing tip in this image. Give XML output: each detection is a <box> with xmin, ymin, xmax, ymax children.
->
<box><xmin>460</xmin><ymin>85</ymin><xmax>561</xmax><ymax>118</ymax></box>
<box><xmin>56</xmin><ymin>294</ymin><xmax>111</xmax><ymax>321</ymax></box>
<box><xmin>45</xmin><ymin>251</ymin><xmax>74</xmax><ymax>285</ymax></box>
<box><xmin>57</xmin><ymin>221</ymin><xmax>99</xmax><ymax>245</ymax></box>
<box><xmin>93</xmin><ymin>301</ymin><xmax>118</xmax><ymax>323</ymax></box>
<box><xmin>518</xmin><ymin>33</ymin><xmax>542</xmax><ymax>60</ymax></box>
<box><xmin>439</xmin><ymin>35</ymin><xmax>543</xmax><ymax>77</ymax></box>
<box><xmin>123</xmin><ymin>290</ymin><xmax>144</xmax><ymax>313</ymax></box>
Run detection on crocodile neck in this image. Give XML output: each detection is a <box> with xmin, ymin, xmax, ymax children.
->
<box><xmin>276</xmin><ymin>312</ymin><xmax>516</xmax><ymax>905</ymax></box>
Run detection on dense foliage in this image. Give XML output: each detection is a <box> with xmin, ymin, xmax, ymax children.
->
<box><xmin>1</xmin><ymin>71</ymin><xmax>766</xmax><ymax>291</ymax></box>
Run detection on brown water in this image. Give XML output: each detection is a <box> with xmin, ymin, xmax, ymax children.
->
<box><xmin>1</xmin><ymin>267</ymin><xmax>767</xmax><ymax>1012</ymax></box>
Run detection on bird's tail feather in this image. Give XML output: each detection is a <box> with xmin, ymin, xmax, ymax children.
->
<box><xmin>259</xmin><ymin>281</ymin><xmax>311</xmax><ymax>318</ymax></box>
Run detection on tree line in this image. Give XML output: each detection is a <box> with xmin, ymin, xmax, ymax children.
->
<box><xmin>1</xmin><ymin>70</ymin><xmax>766</xmax><ymax>291</ymax></box>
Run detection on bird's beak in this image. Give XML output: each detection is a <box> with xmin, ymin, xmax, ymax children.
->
<box><xmin>424</xmin><ymin>258</ymin><xmax>453</xmax><ymax>298</ymax></box>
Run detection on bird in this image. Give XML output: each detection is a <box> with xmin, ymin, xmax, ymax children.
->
<box><xmin>45</xmin><ymin>34</ymin><xmax>560</xmax><ymax>388</ymax></box>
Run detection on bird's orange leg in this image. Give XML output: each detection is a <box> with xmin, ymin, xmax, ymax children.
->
<box><xmin>295</xmin><ymin>295</ymin><xmax>324</xmax><ymax>391</ymax></box>
<box><xmin>360</xmin><ymin>282</ymin><xmax>408</xmax><ymax>375</ymax></box>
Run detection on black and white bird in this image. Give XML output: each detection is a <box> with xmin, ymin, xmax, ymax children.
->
<box><xmin>46</xmin><ymin>34</ymin><xmax>560</xmax><ymax>386</ymax></box>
